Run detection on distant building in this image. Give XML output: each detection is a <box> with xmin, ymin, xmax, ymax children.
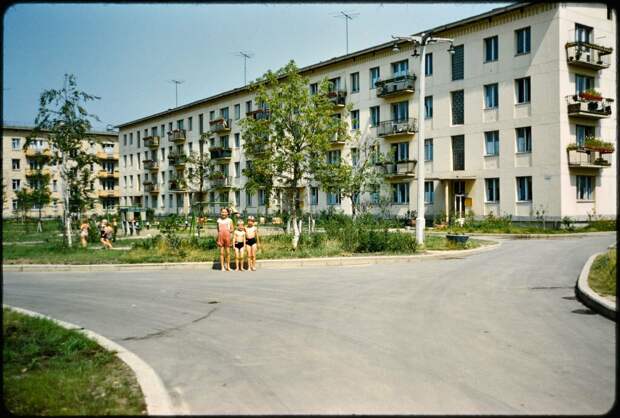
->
<box><xmin>116</xmin><ymin>2</ymin><xmax>616</xmax><ymax>222</ymax></box>
<box><xmin>2</xmin><ymin>125</ymin><xmax>120</xmax><ymax>218</ymax></box>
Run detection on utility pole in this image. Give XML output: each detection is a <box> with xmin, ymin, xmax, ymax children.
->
<box><xmin>333</xmin><ymin>11</ymin><xmax>359</xmax><ymax>54</ymax></box>
<box><xmin>236</xmin><ymin>51</ymin><xmax>254</xmax><ymax>85</ymax></box>
<box><xmin>169</xmin><ymin>79</ymin><xmax>184</xmax><ymax>108</ymax></box>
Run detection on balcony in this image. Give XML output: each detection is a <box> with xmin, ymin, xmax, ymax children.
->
<box><xmin>25</xmin><ymin>148</ymin><xmax>51</xmax><ymax>158</ymax></box>
<box><xmin>382</xmin><ymin>160</ymin><xmax>417</xmax><ymax>179</ymax></box>
<box><xmin>143</xmin><ymin>135</ymin><xmax>160</xmax><ymax>148</ymax></box>
<box><xmin>246</xmin><ymin>109</ymin><xmax>270</xmax><ymax>120</ymax></box>
<box><xmin>376</xmin><ymin>118</ymin><xmax>418</xmax><ymax>138</ymax></box>
<box><xmin>209</xmin><ymin>118</ymin><xmax>231</xmax><ymax>134</ymax></box>
<box><xmin>567</xmin><ymin>148</ymin><xmax>612</xmax><ymax>169</ymax></box>
<box><xmin>96</xmin><ymin>151</ymin><xmax>120</xmax><ymax>160</ymax></box>
<box><xmin>209</xmin><ymin>146</ymin><xmax>232</xmax><ymax>160</ymax></box>
<box><xmin>565</xmin><ymin>41</ymin><xmax>612</xmax><ymax>71</ymax></box>
<box><xmin>97</xmin><ymin>169</ymin><xmax>120</xmax><ymax>179</ymax></box>
<box><xmin>168</xmin><ymin>152</ymin><xmax>188</xmax><ymax>169</ymax></box>
<box><xmin>143</xmin><ymin>159</ymin><xmax>159</xmax><ymax>171</ymax></box>
<box><xmin>98</xmin><ymin>189</ymin><xmax>120</xmax><ymax>198</ymax></box>
<box><xmin>375</xmin><ymin>73</ymin><xmax>416</xmax><ymax>98</ymax></box>
<box><xmin>169</xmin><ymin>178</ymin><xmax>187</xmax><ymax>192</ymax></box>
<box><xmin>168</xmin><ymin>129</ymin><xmax>187</xmax><ymax>144</ymax></box>
<box><xmin>327</xmin><ymin>90</ymin><xmax>346</xmax><ymax>107</ymax></box>
<box><xmin>143</xmin><ymin>184</ymin><xmax>160</xmax><ymax>194</ymax></box>
<box><xmin>210</xmin><ymin>175</ymin><xmax>234</xmax><ymax>189</ymax></box>
<box><xmin>25</xmin><ymin>168</ymin><xmax>51</xmax><ymax>177</ymax></box>
<box><xmin>566</xmin><ymin>94</ymin><xmax>613</xmax><ymax>119</ymax></box>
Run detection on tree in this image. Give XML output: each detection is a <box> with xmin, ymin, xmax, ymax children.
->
<box><xmin>14</xmin><ymin>189</ymin><xmax>34</xmax><ymax>225</ymax></box>
<box><xmin>24</xmin><ymin>172</ymin><xmax>52</xmax><ymax>232</ymax></box>
<box><xmin>241</xmin><ymin>60</ymin><xmax>352</xmax><ymax>249</ymax></box>
<box><xmin>26</xmin><ymin>74</ymin><xmax>101</xmax><ymax>247</ymax></box>
<box><xmin>184</xmin><ymin>135</ymin><xmax>211</xmax><ymax>216</ymax></box>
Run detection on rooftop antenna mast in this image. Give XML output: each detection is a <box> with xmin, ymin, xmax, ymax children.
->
<box><xmin>236</xmin><ymin>51</ymin><xmax>254</xmax><ymax>85</ymax></box>
<box><xmin>169</xmin><ymin>79</ymin><xmax>184</xmax><ymax>108</ymax></box>
<box><xmin>332</xmin><ymin>10</ymin><xmax>359</xmax><ymax>54</ymax></box>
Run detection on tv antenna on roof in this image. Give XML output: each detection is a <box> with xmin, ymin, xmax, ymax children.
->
<box><xmin>236</xmin><ymin>51</ymin><xmax>254</xmax><ymax>85</ymax></box>
<box><xmin>169</xmin><ymin>79</ymin><xmax>184</xmax><ymax>108</ymax></box>
<box><xmin>332</xmin><ymin>10</ymin><xmax>360</xmax><ymax>54</ymax></box>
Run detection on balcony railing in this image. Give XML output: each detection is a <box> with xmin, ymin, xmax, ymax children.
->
<box><xmin>25</xmin><ymin>148</ymin><xmax>51</xmax><ymax>158</ymax></box>
<box><xmin>567</xmin><ymin>149</ymin><xmax>612</xmax><ymax>168</ymax></box>
<box><xmin>565</xmin><ymin>41</ymin><xmax>613</xmax><ymax>70</ymax></box>
<box><xmin>209</xmin><ymin>147</ymin><xmax>232</xmax><ymax>160</ymax></box>
<box><xmin>144</xmin><ymin>184</ymin><xmax>160</xmax><ymax>194</ymax></box>
<box><xmin>327</xmin><ymin>89</ymin><xmax>347</xmax><ymax>107</ymax></box>
<box><xmin>168</xmin><ymin>152</ymin><xmax>187</xmax><ymax>167</ymax></box>
<box><xmin>375</xmin><ymin>73</ymin><xmax>416</xmax><ymax>98</ymax></box>
<box><xmin>566</xmin><ymin>95</ymin><xmax>613</xmax><ymax>119</ymax></box>
<box><xmin>97</xmin><ymin>169</ymin><xmax>120</xmax><ymax>178</ymax></box>
<box><xmin>96</xmin><ymin>151</ymin><xmax>120</xmax><ymax>160</ymax></box>
<box><xmin>168</xmin><ymin>129</ymin><xmax>187</xmax><ymax>144</ymax></box>
<box><xmin>169</xmin><ymin>179</ymin><xmax>187</xmax><ymax>191</ymax></box>
<box><xmin>98</xmin><ymin>189</ymin><xmax>120</xmax><ymax>198</ymax></box>
<box><xmin>25</xmin><ymin>168</ymin><xmax>51</xmax><ymax>177</ymax></box>
<box><xmin>382</xmin><ymin>160</ymin><xmax>417</xmax><ymax>178</ymax></box>
<box><xmin>143</xmin><ymin>159</ymin><xmax>159</xmax><ymax>171</ymax></box>
<box><xmin>210</xmin><ymin>175</ymin><xmax>234</xmax><ymax>189</ymax></box>
<box><xmin>246</xmin><ymin>109</ymin><xmax>270</xmax><ymax>120</ymax></box>
<box><xmin>376</xmin><ymin>118</ymin><xmax>418</xmax><ymax>137</ymax></box>
<box><xmin>209</xmin><ymin>118</ymin><xmax>231</xmax><ymax>133</ymax></box>
<box><xmin>143</xmin><ymin>135</ymin><xmax>160</xmax><ymax>148</ymax></box>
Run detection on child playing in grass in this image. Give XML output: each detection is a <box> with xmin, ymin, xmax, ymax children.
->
<box><xmin>233</xmin><ymin>220</ymin><xmax>247</xmax><ymax>271</ymax></box>
<box><xmin>245</xmin><ymin>216</ymin><xmax>260</xmax><ymax>271</ymax></box>
<box><xmin>216</xmin><ymin>207</ymin><xmax>234</xmax><ymax>271</ymax></box>
<box><xmin>79</xmin><ymin>219</ymin><xmax>90</xmax><ymax>248</ymax></box>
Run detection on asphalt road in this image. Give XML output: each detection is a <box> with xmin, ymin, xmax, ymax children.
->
<box><xmin>3</xmin><ymin>233</ymin><xmax>616</xmax><ymax>414</ymax></box>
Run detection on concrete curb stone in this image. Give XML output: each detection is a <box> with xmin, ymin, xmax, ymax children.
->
<box><xmin>427</xmin><ymin>230</ymin><xmax>615</xmax><ymax>240</ymax></box>
<box><xmin>2</xmin><ymin>239</ymin><xmax>501</xmax><ymax>273</ymax></box>
<box><xmin>2</xmin><ymin>304</ymin><xmax>180</xmax><ymax>415</ymax></box>
<box><xmin>575</xmin><ymin>251</ymin><xmax>616</xmax><ymax>321</ymax></box>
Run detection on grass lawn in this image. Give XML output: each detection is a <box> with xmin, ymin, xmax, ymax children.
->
<box><xmin>2</xmin><ymin>219</ymin><xmax>64</xmax><ymax>243</ymax></box>
<box><xmin>588</xmin><ymin>249</ymin><xmax>616</xmax><ymax>297</ymax></box>
<box><xmin>3</xmin><ymin>308</ymin><xmax>146</xmax><ymax>415</ymax></box>
<box><xmin>441</xmin><ymin>218</ymin><xmax>616</xmax><ymax>235</ymax></box>
<box><xmin>2</xmin><ymin>233</ymin><xmax>489</xmax><ymax>265</ymax></box>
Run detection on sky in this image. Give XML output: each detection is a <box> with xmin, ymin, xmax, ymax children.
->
<box><xmin>3</xmin><ymin>2</ymin><xmax>511</xmax><ymax>131</ymax></box>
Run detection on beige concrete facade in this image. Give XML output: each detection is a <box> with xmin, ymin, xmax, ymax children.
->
<box><xmin>117</xmin><ymin>2</ymin><xmax>616</xmax><ymax>222</ymax></box>
<box><xmin>2</xmin><ymin>125</ymin><xmax>120</xmax><ymax>219</ymax></box>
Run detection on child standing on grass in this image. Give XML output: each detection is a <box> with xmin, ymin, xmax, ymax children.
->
<box><xmin>245</xmin><ymin>216</ymin><xmax>260</xmax><ymax>271</ymax></box>
<box><xmin>99</xmin><ymin>220</ymin><xmax>113</xmax><ymax>250</ymax></box>
<box><xmin>79</xmin><ymin>219</ymin><xmax>90</xmax><ymax>248</ymax></box>
<box><xmin>216</xmin><ymin>208</ymin><xmax>234</xmax><ymax>271</ymax></box>
<box><xmin>233</xmin><ymin>220</ymin><xmax>247</xmax><ymax>271</ymax></box>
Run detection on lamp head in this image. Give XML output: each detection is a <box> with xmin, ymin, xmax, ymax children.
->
<box><xmin>412</xmin><ymin>48</ymin><xmax>420</xmax><ymax>57</ymax></box>
<box><xmin>447</xmin><ymin>42</ymin><xmax>456</xmax><ymax>55</ymax></box>
<box><xmin>392</xmin><ymin>43</ymin><xmax>400</xmax><ymax>53</ymax></box>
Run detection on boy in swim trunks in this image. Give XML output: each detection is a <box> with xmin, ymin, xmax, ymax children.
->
<box><xmin>233</xmin><ymin>220</ymin><xmax>247</xmax><ymax>271</ymax></box>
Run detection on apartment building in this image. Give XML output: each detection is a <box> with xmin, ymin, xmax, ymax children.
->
<box><xmin>117</xmin><ymin>2</ymin><xmax>616</xmax><ymax>222</ymax></box>
<box><xmin>2</xmin><ymin>125</ymin><xmax>120</xmax><ymax>218</ymax></box>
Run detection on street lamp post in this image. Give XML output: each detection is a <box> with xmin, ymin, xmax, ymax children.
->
<box><xmin>391</xmin><ymin>33</ymin><xmax>454</xmax><ymax>245</ymax></box>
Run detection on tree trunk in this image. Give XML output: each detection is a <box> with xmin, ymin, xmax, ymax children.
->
<box><xmin>37</xmin><ymin>208</ymin><xmax>43</xmax><ymax>233</ymax></box>
<box><xmin>62</xmin><ymin>156</ymin><xmax>72</xmax><ymax>247</ymax></box>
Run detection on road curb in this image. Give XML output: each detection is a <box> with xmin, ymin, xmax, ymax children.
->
<box><xmin>574</xmin><ymin>251</ymin><xmax>616</xmax><ymax>321</ymax></box>
<box><xmin>427</xmin><ymin>231</ymin><xmax>615</xmax><ymax>240</ymax></box>
<box><xmin>2</xmin><ymin>304</ymin><xmax>179</xmax><ymax>415</ymax></box>
<box><xmin>2</xmin><ymin>240</ymin><xmax>500</xmax><ymax>273</ymax></box>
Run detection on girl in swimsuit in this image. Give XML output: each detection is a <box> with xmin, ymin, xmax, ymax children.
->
<box><xmin>216</xmin><ymin>208</ymin><xmax>234</xmax><ymax>271</ymax></box>
<box><xmin>245</xmin><ymin>216</ymin><xmax>260</xmax><ymax>271</ymax></box>
<box><xmin>79</xmin><ymin>219</ymin><xmax>90</xmax><ymax>248</ymax></box>
<box><xmin>233</xmin><ymin>220</ymin><xmax>247</xmax><ymax>271</ymax></box>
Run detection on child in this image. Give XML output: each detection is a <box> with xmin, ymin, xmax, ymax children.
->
<box><xmin>79</xmin><ymin>219</ymin><xmax>90</xmax><ymax>248</ymax></box>
<box><xmin>99</xmin><ymin>220</ymin><xmax>113</xmax><ymax>250</ymax></box>
<box><xmin>216</xmin><ymin>208</ymin><xmax>234</xmax><ymax>271</ymax></box>
<box><xmin>233</xmin><ymin>220</ymin><xmax>247</xmax><ymax>272</ymax></box>
<box><xmin>245</xmin><ymin>216</ymin><xmax>260</xmax><ymax>271</ymax></box>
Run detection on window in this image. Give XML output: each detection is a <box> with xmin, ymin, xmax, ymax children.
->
<box><xmin>576</xmin><ymin>125</ymin><xmax>595</xmax><ymax>147</ymax></box>
<box><xmin>485</xmin><ymin>178</ymin><xmax>500</xmax><ymax>202</ymax></box>
<box><xmin>515</xmin><ymin>27</ymin><xmax>531</xmax><ymax>55</ymax></box>
<box><xmin>392</xmin><ymin>183</ymin><xmax>409</xmax><ymax>204</ymax></box>
<box><xmin>392</xmin><ymin>101</ymin><xmax>408</xmax><ymax>122</ymax></box>
<box><xmin>451</xmin><ymin>44</ymin><xmax>464</xmax><ymax>80</ymax></box>
<box><xmin>123</xmin><ymin>155</ymin><xmax>127</xmax><ymax>168</ymax></box>
<box><xmin>424</xmin><ymin>139</ymin><xmax>433</xmax><ymax>161</ymax></box>
<box><xmin>52</xmin><ymin>180</ymin><xmax>57</xmax><ymax>192</ymax></box>
<box><xmin>245</xmin><ymin>100</ymin><xmax>252</xmax><ymax>113</ymax></box>
<box><xmin>516</xmin><ymin>127</ymin><xmax>532</xmax><ymax>153</ymax></box>
<box><xmin>246</xmin><ymin>190</ymin><xmax>254</xmax><ymax>207</ymax></box>
<box><xmin>12</xmin><ymin>159</ymin><xmax>20</xmax><ymax>170</ymax></box>
<box><xmin>129</xmin><ymin>133</ymin><xmax>133</xmax><ymax>146</ymax></box>
<box><xmin>258</xmin><ymin>190</ymin><xmax>266</xmax><ymax>206</ymax></box>
<box><xmin>484</xmin><ymin>36</ymin><xmax>499</xmax><ymax>62</ymax></box>
<box><xmin>484</xmin><ymin>83</ymin><xmax>499</xmax><ymax>109</ymax></box>
<box><xmin>309</xmin><ymin>83</ymin><xmax>318</xmax><ymax>95</ymax></box>
<box><xmin>199</xmin><ymin>114</ymin><xmax>204</xmax><ymax>134</ymax></box>
<box><xmin>451</xmin><ymin>90</ymin><xmax>464</xmax><ymax>125</ymax></box>
<box><xmin>350</xmin><ymin>72</ymin><xmax>359</xmax><ymax>93</ymax></box>
<box><xmin>452</xmin><ymin>135</ymin><xmax>465</xmax><ymax>171</ymax></box>
<box><xmin>349</xmin><ymin>148</ymin><xmax>359</xmax><ymax>166</ymax></box>
<box><xmin>576</xmin><ymin>176</ymin><xmax>594</xmax><ymax>201</ymax></box>
<box><xmin>515</xmin><ymin>77</ymin><xmax>530</xmax><ymax>104</ymax></box>
<box><xmin>123</xmin><ymin>134</ymin><xmax>127</xmax><ymax>146</ymax></box>
<box><xmin>177</xmin><ymin>119</ymin><xmax>184</xmax><ymax>130</ymax></box>
<box><xmin>188</xmin><ymin>117</ymin><xmax>193</xmax><ymax>131</ymax></box>
<box><xmin>12</xmin><ymin>179</ymin><xmax>20</xmax><ymax>191</ymax></box>
<box><xmin>424</xmin><ymin>96</ymin><xmax>433</xmax><ymax>119</ymax></box>
<box><xmin>235</xmin><ymin>162</ymin><xmax>240</xmax><ymax>177</ymax></box>
<box><xmin>391</xmin><ymin>60</ymin><xmax>408</xmax><ymax>77</ymax></box>
<box><xmin>311</xmin><ymin>187</ymin><xmax>319</xmax><ymax>205</ymax></box>
<box><xmin>370</xmin><ymin>106</ymin><xmax>380</xmax><ymax>127</ymax></box>
<box><xmin>327</xmin><ymin>191</ymin><xmax>341</xmax><ymax>205</ymax></box>
<box><xmin>234</xmin><ymin>104</ymin><xmax>241</xmax><ymax>120</ymax></box>
<box><xmin>425</xmin><ymin>53</ymin><xmax>433</xmax><ymax>76</ymax></box>
<box><xmin>220</xmin><ymin>107</ymin><xmax>229</xmax><ymax>120</ymax></box>
<box><xmin>392</xmin><ymin>142</ymin><xmax>409</xmax><ymax>162</ymax></box>
<box><xmin>485</xmin><ymin>131</ymin><xmax>500</xmax><ymax>156</ymax></box>
<box><xmin>516</xmin><ymin>176</ymin><xmax>532</xmax><ymax>201</ymax></box>
<box><xmin>234</xmin><ymin>133</ymin><xmax>240</xmax><ymax>147</ymax></box>
<box><xmin>575</xmin><ymin>74</ymin><xmax>594</xmax><ymax>94</ymax></box>
<box><xmin>168</xmin><ymin>122</ymin><xmax>173</xmax><ymax>132</ymax></box>
<box><xmin>370</xmin><ymin>67</ymin><xmax>380</xmax><ymax>89</ymax></box>
<box><xmin>327</xmin><ymin>150</ymin><xmax>341</xmax><ymax>164</ymax></box>
<box><xmin>161</xmin><ymin>124</ymin><xmax>166</xmax><ymax>136</ymax></box>
<box><xmin>424</xmin><ymin>181</ymin><xmax>434</xmax><ymax>204</ymax></box>
<box><xmin>351</xmin><ymin>110</ymin><xmax>359</xmax><ymax>130</ymax></box>
<box><xmin>12</xmin><ymin>138</ymin><xmax>20</xmax><ymax>149</ymax></box>
<box><xmin>575</xmin><ymin>23</ymin><xmax>592</xmax><ymax>43</ymax></box>
<box><xmin>209</xmin><ymin>111</ymin><xmax>215</xmax><ymax>121</ymax></box>
<box><xmin>235</xmin><ymin>190</ymin><xmax>241</xmax><ymax>206</ymax></box>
